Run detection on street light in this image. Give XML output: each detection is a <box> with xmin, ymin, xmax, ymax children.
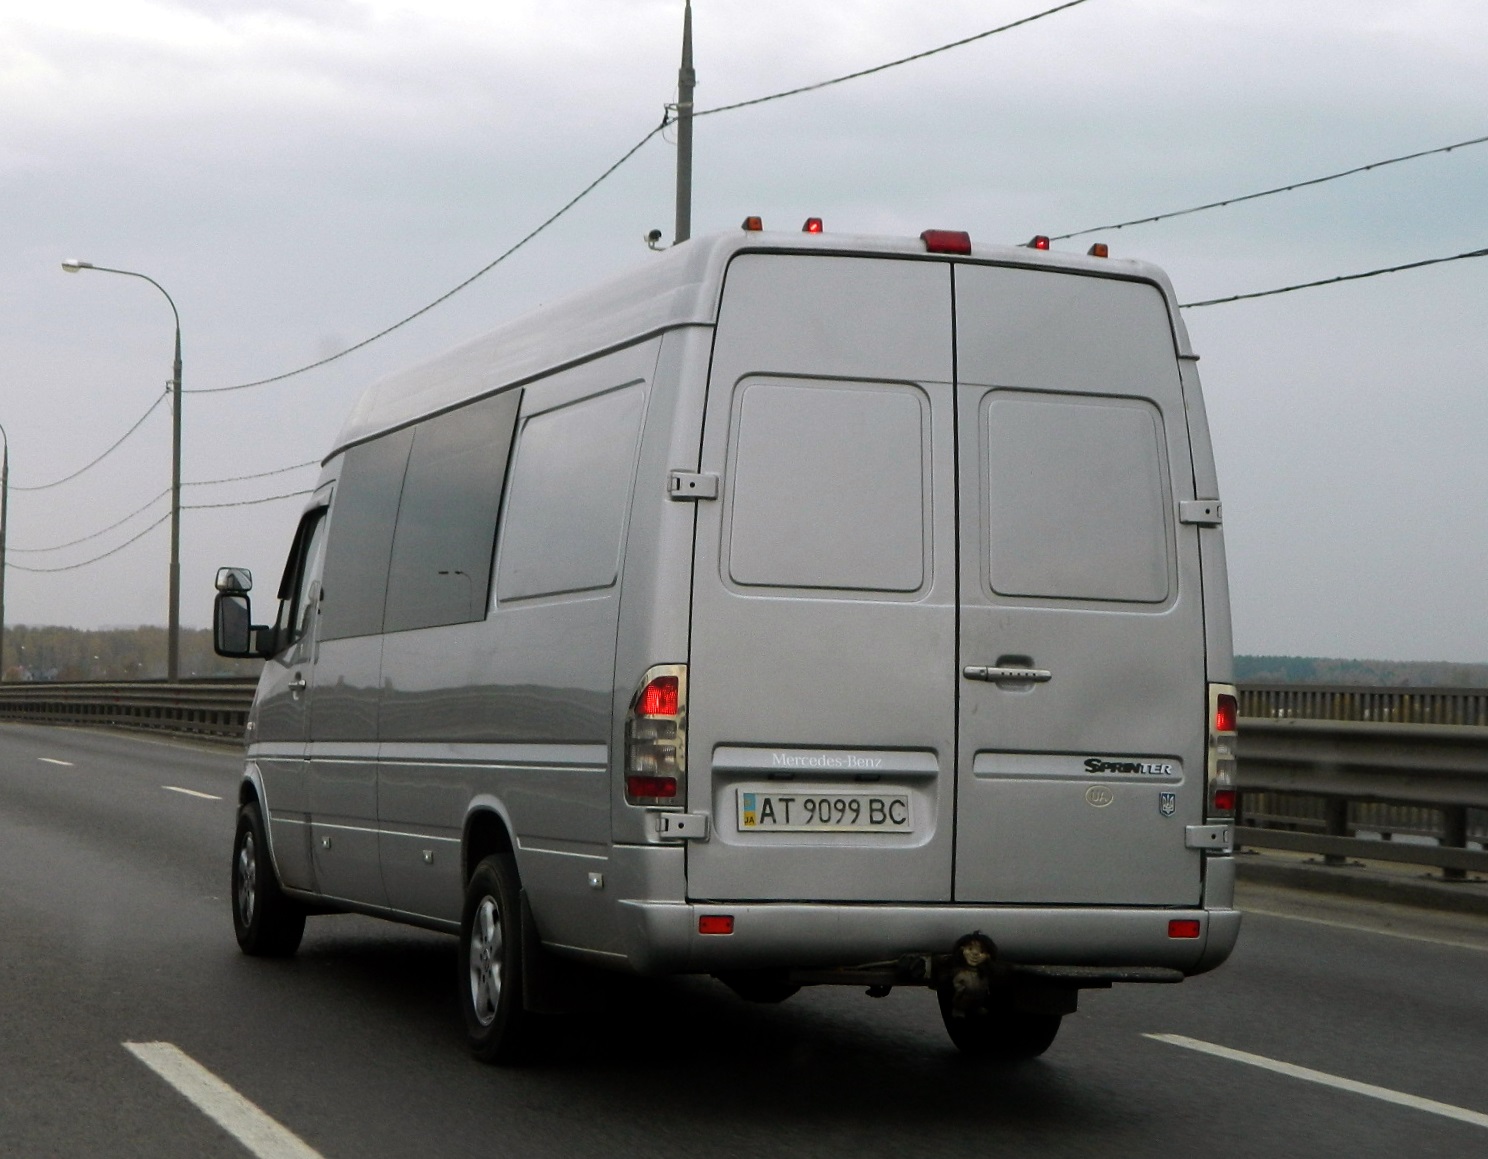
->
<box><xmin>61</xmin><ymin>259</ymin><xmax>184</xmax><ymax>680</ymax></box>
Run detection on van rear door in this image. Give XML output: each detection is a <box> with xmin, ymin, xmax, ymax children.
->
<box><xmin>685</xmin><ymin>253</ymin><xmax>958</xmax><ymax>903</ymax></box>
<box><xmin>951</xmin><ymin>265</ymin><xmax>1206</xmax><ymax>905</ymax></box>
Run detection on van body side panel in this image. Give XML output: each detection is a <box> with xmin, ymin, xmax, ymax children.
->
<box><xmin>952</xmin><ymin>265</ymin><xmax>1206</xmax><ymax>905</ymax></box>
<box><xmin>611</xmin><ymin>326</ymin><xmax>711</xmax><ymax>851</ymax></box>
<box><xmin>375</xmin><ymin>342</ymin><xmax>657</xmax><ymax>948</ymax></box>
<box><xmin>686</xmin><ymin>254</ymin><xmax>958</xmax><ymax>903</ymax></box>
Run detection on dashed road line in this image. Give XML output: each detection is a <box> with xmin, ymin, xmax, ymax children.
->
<box><xmin>1244</xmin><ymin>906</ymin><xmax>1488</xmax><ymax>954</ymax></box>
<box><xmin>123</xmin><ymin>1042</ymin><xmax>324</xmax><ymax>1159</ymax></box>
<box><xmin>162</xmin><ymin>785</ymin><xmax>223</xmax><ymax>801</ymax></box>
<box><xmin>38</xmin><ymin>757</ymin><xmax>74</xmax><ymax>766</ymax></box>
<box><xmin>1147</xmin><ymin>1033</ymin><xmax>1488</xmax><ymax>1130</ymax></box>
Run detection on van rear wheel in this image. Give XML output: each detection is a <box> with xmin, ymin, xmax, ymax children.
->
<box><xmin>459</xmin><ymin>855</ymin><xmax>531</xmax><ymax>1063</ymax></box>
<box><xmin>937</xmin><ymin>988</ymin><xmax>1061</xmax><ymax>1060</ymax></box>
<box><xmin>231</xmin><ymin>800</ymin><xmax>306</xmax><ymax>956</ymax></box>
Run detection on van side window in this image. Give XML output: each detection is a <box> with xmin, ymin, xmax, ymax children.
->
<box><xmin>384</xmin><ymin>390</ymin><xmax>521</xmax><ymax>632</ymax></box>
<box><xmin>726</xmin><ymin>379</ymin><xmax>928</xmax><ymax>593</ymax></box>
<box><xmin>272</xmin><ymin>507</ymin><xmax>329</xmax><ymax>651</ymax></box>
<box><xmin>319</xmin><ymin>428</ymin><xmax>414</xmax><ymax>640</ymax></box>
<box><xmin>496</xmin><ymin>382</ymin><xmax>645</xmax><ymax>602</ymax></box>
<box><xmin>983</xmin><ymin>392</ymin><xmax>1170</xmax><ymax>603</ymax></box>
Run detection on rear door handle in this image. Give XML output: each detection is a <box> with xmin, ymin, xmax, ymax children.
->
<box><xmin>289</xmin><ymin>674</ymin><xmax>308</xmax><ymax>693</ymax></box>
<box><xmin>963</xmin><ymin>666</ymin><xmax>1052</xmax><ymax>683</ymax></box>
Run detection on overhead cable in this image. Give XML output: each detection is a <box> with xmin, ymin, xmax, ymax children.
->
<box><xmin>11</xmin><ymin>389</ymin><xmax>168</xmax><ymax>492</ymax></box>
<box><xmin>186</xmin><ymin>459</ymin><xmax>320</xmax><ymax>485</ymax></box>
<box><xmin>8</xmin><ymin>487</ymin><xmax>171</xmax><ymax>554</ymax></box>
<box><xmin>184</xmin><ymin>489</ymin><xmax>313</xmax><ymax>509</ymax></box>
<box><xmin>7</xmin><ymin>513</ymin><xmax>170</xmax><ymax>573</ymax></box>
<box><xmin>187</xmin><ymin>118</ymin><xmax>672</xmax><ymax>395</ymax></box>
<box><xmin>1054</xmin><ymin>131</ymin><xmax>1488</xmax><ymax>241</ymax></box>
<box><xmin>694</xmin><ymin>0</ymin><xmax>1094</xmax><ymax>118</ymax></box>
<box><xmin>1180</xmin><ymin>245</ymin><xmax>1488</xmax><ymax>309</ymax></box>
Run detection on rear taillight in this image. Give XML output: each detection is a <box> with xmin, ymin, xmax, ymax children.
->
<box><xmin>1207</xmin><ymin>684</ymin><xmax>1238</xmax><ymax>820</ymax></box>
<box><xmin>625</xmin><ymin>664</ymin><xmax>687</xmax><ymax>806</ymax></box>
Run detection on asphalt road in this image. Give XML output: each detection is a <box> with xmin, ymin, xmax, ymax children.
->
<box><xmin>2</xmin><ymin>723</ymin><xmax>1486</xmax><ymax>1158</ymax></box>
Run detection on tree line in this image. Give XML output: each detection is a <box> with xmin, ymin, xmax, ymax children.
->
<box><xmin>1</xmin><ymin>625</ymin><xmax>261</xmax><ymax>682</ymax></box>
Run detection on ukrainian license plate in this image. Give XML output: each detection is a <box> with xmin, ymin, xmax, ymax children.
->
<box><xmin>736</xmin><ymin>788</ymin><xmax>912</xmax><ymax>833</ymax></box>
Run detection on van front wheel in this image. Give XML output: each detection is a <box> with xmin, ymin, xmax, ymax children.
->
<box><xmin>459</xmin><ymin>855</ymin><xmax>530</xmax><ymax>1063</ymax></box>
<box><xmin>937</xmin><ymin>988</ymin><xmax>1061</xmax><ymax>1060</ymax></box>
<box><xmin>231</xmin><ymin>801</ymin><xmax>306</xmax><ymax>956</ymax></box>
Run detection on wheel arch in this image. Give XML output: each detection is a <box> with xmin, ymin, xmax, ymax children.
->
<box><xmin>463</xmin><ymin>797</ymin><xmax>519</xmax><ymax>886</ymax></box>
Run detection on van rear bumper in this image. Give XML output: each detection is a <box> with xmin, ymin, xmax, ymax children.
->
<box><xmin>615</xmin><ymin>899</ymin><xmax>1242</xmax><ymax>978</ymax></box>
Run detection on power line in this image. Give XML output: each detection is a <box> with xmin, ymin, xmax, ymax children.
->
<box><xmin>1054</xmin><ymin>131</ymin><xmax>1488</xmax><ymax>241</ymax></box>
<box><xmin>186</xmin><ymin>459</ymin><xmax>320</xmax><ymax>486</ymax></box>
<box><xmin>8</xmin><ymin>487</ymin><xmax>170</xmax><ymax>554</ymax></box>
<box><xmin>696</xmin><ymin>0</ymin><xmax>1094</xmax><ymax>118</ymax></box>
<box><xmin>7</xmin><ymin>512</ymin><xmax>170</xmax><ymax>574</ymax></box>
<box><xmin>11</xmin><ymin>389</ymin><xmax>168</xmax><ymax>492</ymax></box>
<box><xmin>1180</xmin><ymin>245</ymin><xmax>1488</xmax><ymax>309</ymax></box>
<box><xmin>188</xmin><ymin>117</ymin><xmax>672</xmax><ymax>395</ymax></box>
<box><xmin>184</xmin><ymin>489</ymin><xmax>313</xmax><ymax>509</ymax></box>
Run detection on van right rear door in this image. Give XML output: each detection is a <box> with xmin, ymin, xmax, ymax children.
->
<box><xmin>951</xmin><ymin>264</ymin><xmax>1207</xmax><ymax>906</ymax></box>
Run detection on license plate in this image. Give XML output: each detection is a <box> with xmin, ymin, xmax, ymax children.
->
<box><xmin>736</xmin><ymin>788</ymin><xmax>912</xmax><ymax>833</ymax></box>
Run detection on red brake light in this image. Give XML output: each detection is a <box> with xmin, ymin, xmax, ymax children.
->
<box><xmin>1168</xmin><ymin>919</ymin><xmax>1202</xmax><ymax>939</ymax></box>
<box><xmin>802</xmin><ymin>217</ymin><xmax>823</xmax><ymax>233</ymax></box>
<box><xmin>1027</xmin><ymin>235</ymin><xmax>1051</xmax><ymax>250</ymax></box>
<box><xmin>699</xmin><ymin>915</ymin><xmax>734</xmax><ymax>935</ymax></box>
<box><xmin>626</xmin><ymin>775</ymin><xmax>677</xmax><ymax>800</ymax></box>
<box><xmin>741</xmin><ymin>215</ymin><xmax>763</xmax><ymax>231</ymax></box>
<box><xmin>920</xmin><ymin>229</ymin><xmax>972</xmax><ymax>255</ymax></box>
<box><xmin>637</xmin><ymin>675</ymin><xmax>679</xmax><ymax>717</ymax></box>
<box><xmin>1215</xmin><ymin>694</ymin><xmax>1238</xmax><ymax>734</ymax></box>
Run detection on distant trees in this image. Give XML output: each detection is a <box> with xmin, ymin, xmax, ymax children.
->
<box><xmin>1</xmin><ymin>625</ymin><xmax>261</xmax><ymax>682</ymax></box>
<box><xmin>1235</xmin><ymin>655</ymin><xmax>1488</xmax><ymax>688</ymax></box>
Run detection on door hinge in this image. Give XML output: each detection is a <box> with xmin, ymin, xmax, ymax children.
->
<box><xmin>1178</xmin><ymin>499</ymin><xmax>1222</xmax><ymax>526</ymax></box>
<box><xmin>652</xmin><ymin>812</ymin><xmax>709</xmax><ymax>841</ymax></box>
<box><xmin>1185</xmin><ymin>823</ymin><xmax>1233</xmax><ymax>852</ymax></box>
<box><xmin>668</xmin><ymin>471</ymin><xmax>719</xmax><ymax>500</ymax></box>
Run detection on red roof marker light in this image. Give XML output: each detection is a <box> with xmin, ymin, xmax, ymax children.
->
<box><xmin>802</xmin><ymin>217</ymin><xmax>824</xmax><ymax>233</ymax></box>
<box><xmin>1087</xmin><ymin>242</ymin><xmax>1109</xmax><ymax>258</ymax></box>
<box><xmin>920</xmin><ymin>229</ymin><xmax>972</xmax><ymax>255</ymax></box>
<box><xmin>741</xmin><ymin>215</ymin><xmax>763</xmax><ymax>231</ymax></box>
<box><xmin>1026</xmin><ymin>235</ymin><xmax>1051</xmax><ymax>250</ymax></box>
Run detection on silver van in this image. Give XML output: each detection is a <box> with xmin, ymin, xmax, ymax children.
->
<box><xmin>214</xmin><ymin>223</ymin><xmax>1240</xmax><ymax>1062</ymax></box>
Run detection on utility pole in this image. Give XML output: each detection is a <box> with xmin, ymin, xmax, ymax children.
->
<box><xmin>0</xmin><ymin>423</ymin><xmax>8</xmax><ymax>681</ymax></box>
<box><xmin>673</xmin><ymin>0</ymin><xmax>695</xmax><ymax>246</ymax></box>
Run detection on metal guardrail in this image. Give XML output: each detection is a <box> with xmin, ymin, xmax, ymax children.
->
<box><xmin>0</xmin><ymin>679</ymin><xmax>256</xmax><ymax>743</ymax></box>
<box><xmin>0</xmin><ymin>677</ymin><xmax>1484</xmax><ymax>877</ymax></box>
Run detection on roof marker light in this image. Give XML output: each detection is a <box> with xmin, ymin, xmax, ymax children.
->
<box><xmin>802</xmin><ymin>217</ymin><xmax>823</xmax><ymax>233</ymax></box>
<box><xmin>920</xmin><ymin>229</ymin><xmax>972</xmax><ymax>255</ymax></box>
<box><xmin>1087</xmin><ymin>242</ymin><xmax>1109</xmax><ymax>258</ymax></box>
<box><xmin>741</xmin><ymin>216</ymin><xmax>763</xmax><ymax>231</ymax></box>
<box><xmin>1026</xmin><ymin>235</ymin><xmax>1051</xmax><ymax>250</ymax></box>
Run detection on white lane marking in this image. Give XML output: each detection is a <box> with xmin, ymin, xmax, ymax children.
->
<box><xmin>1245</xmin><ymin>906</ymin><xmax>1488</xmax><ymax>954</ymax></box>
<box><xmin>123</xmin><ymin>1042</ymin><xmax>324</xmax><ymax>1159</ymax></box>
<box><xmin>162</xmin><ymin>785</ymin><xmax>223</xmax><ymax>801</ymax></box>
<box><xmin>38</xmin><ymin>757</ymin><xmax>74</xmax><ymax>766</ymax></box>
<box><xmin>1147</xmin><ymin>1034</ymin><xmax>1488</xmax><ymax>1130</ymax></box>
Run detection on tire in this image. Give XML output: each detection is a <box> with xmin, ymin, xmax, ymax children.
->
<box><xmin>231</xmin><ymin>800</ymin><xmax>306</xmax><ymax>957</ymax></box>
<box><xmin>459</xmin><ymin>855</ymin><xmax>531</xmax><ymax>1064</ymax></box>
<box><xmin>937</xmin><ymin>987</ymin><xmax>1061</xmax><ymax>1061</ymax></box>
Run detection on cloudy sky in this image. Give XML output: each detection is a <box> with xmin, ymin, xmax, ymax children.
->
<box><xmin>2</xmin><ymin>0</ymin><xmax>1485</xmax><ymax>662</ymax></box>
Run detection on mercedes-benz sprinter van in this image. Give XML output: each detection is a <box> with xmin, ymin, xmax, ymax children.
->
<box><xmin>215</xmin><ymin>224</ymin><xmax>1240</xmax><ymax>1062</ymax></box>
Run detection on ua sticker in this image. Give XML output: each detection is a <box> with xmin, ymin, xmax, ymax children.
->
<box><xmin>1159</xmin><ymin>792</ymin><xmax>1177</xmax><ymax>817</ymax></box>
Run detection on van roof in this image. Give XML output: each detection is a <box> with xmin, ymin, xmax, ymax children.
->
<box><xmin>329</xmin><ymin>229</ymin><xmax>1192</xmax><ymax>458</ymax></box>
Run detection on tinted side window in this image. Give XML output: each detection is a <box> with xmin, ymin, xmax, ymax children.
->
<box><xmin>384</xmin><ymin>390</ymin><xmax>521</xmax><ymax>633</ymax></box>
<box><xmin>319</xmin><ymin>429</ymin><xmax>413</xmax><ymax>640</ymax></box>
<box><xmin>496</xmin><ymin>382</ymin><xmax>646</xmax><ymax>602</ymax></box>
<box><xmin>271</xmin><ymin>507</ymin><xmax>329</xmax><ymax>652</ymax></box>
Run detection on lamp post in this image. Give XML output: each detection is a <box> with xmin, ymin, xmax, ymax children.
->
<box><xmin>61</xmin><ymin>260</ymin><xmax>183</xmax><ymax>680</ymax></box>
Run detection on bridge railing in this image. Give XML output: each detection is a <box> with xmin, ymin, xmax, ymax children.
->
<box><xmin>0</xmin><ymin>678</ymin><xmax>1484</xmax><ymax>876</ymax></box>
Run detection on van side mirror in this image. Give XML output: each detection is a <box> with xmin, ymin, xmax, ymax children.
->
<box><xmin>216</xmin><ymin>567</ymin><xmax>253</xmax><ymax>594</ymax></box>
<box><xmin>214</xmin><ymin>592</ymin><xmax>255</xmax><ymax>657</ymax></box>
